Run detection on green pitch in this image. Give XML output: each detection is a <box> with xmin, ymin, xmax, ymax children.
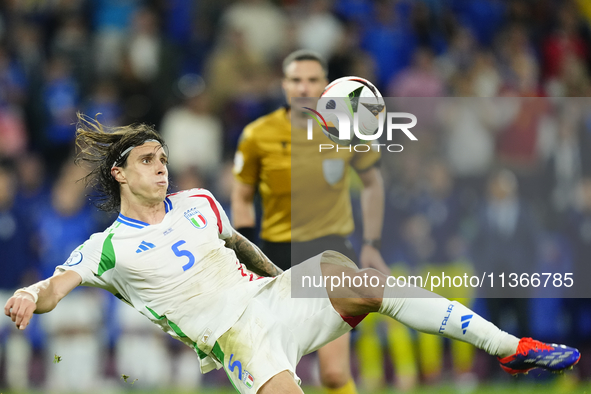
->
<box><xmin>4</xmin><ymin>380</ymin><xmax>589</xmax><ymax>394</ymax></box>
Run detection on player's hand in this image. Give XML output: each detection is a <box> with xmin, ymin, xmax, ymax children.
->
<box><xmin>4</xmin><ymin>292</ymin><xmax>37</xmax><ymax>330</ymax></box>
<box><xmin>360</xmin><ymin>245</ymin><xmax>390</xmax><ymax>275</ymax></box>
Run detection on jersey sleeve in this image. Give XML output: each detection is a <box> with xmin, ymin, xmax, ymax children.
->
<box><xmin>185</xmin><ymin>188</ymin><xmax>233</xmax><ymax>240</ymax></box>
<box><xmin>350</xmin><ymin>146</ymin><xmax>380</xmax><ymax>172</ymax></box>
<box><xmin>55</xmin><ymin>233</ymin><xmax>111</xmax><ymax>289</ymax></box>
<box><xmin>233</xmin><ymin>126</ymin><xmax>260</xmax><ymax>185</ymax></box>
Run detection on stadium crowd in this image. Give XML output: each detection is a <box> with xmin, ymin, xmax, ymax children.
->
<box><xmin>1</xmin><ymin>0</ymin><xmax>591</xmax><ymax>391</ymax></box>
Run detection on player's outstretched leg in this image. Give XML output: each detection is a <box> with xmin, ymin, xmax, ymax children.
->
<box><xmin>497</xmin><ymin>338</ymin><xmax>581</xmax><ymax>375</ymax></box>
<box><xmin>377</xmin><ymin>293</ymin><xmax>581</xmax><ymax>376</ymax></box>
<box><xmin>320</xmin><ymin>254</ymin><xmax>581</xmax><ymax>376</ymax></box>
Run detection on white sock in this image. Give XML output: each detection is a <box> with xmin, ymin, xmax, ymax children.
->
<box><xmin>378</xmin><ymin>285</ymin><xmax>519</xmax><ymax>358</ymax></box>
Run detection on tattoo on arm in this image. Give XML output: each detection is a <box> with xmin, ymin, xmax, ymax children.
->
<box><xmin>225</xmin><ymin>230</ymin><xmax>283</xmax><ymax>277</ymax></box>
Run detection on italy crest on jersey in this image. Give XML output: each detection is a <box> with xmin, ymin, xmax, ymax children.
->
<box><xmin>242</xmin><ymin>370</ymin><xmax>254</xmax><ymax>388</ymax></box>
<box><xmin>184</xmin><ymin>207</ymin><xmax>208</xmax><ymax>229</ymax></box>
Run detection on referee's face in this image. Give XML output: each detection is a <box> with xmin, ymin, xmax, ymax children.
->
<box><xmin>282</xmin><ymin>60</ymin><xmax>328</xmax><ymax>106</ymax></box>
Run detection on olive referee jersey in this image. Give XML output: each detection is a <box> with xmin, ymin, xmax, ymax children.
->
<box><xmin>233</xmin><ymin>107</ymin><xmax>380</xmax><ymax>243</ymax></box>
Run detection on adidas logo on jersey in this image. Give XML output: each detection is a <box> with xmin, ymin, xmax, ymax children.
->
<box><xmin>136</xmin><ymin>240</ymin><xmax>156</xmax><ymax>253</ymax></box>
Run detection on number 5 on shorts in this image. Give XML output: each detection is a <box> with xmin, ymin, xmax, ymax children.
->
<box><xmin>171</xmin><ymin>240</ymin><xmax>195</xmax><ymax>271</ymax></box>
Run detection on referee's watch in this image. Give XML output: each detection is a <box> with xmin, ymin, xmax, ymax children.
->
<box><xmin>363</xmin><ymin>239</ymin><xmax>382</xmax><ymax>249</ymax></box>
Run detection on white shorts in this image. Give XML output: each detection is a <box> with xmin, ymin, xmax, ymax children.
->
<box><xmin>216</xmin><ymin>251</ymin><xmax>357</xmax><ymax>393</ymax></box>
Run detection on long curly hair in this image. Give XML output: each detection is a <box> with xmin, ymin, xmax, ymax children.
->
<box><xmin>75</xmin><ymin>113</ymin><xmax>166</xmax><ymax>213</ymax></box>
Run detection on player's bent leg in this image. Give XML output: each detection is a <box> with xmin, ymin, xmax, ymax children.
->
<box><xmin>317</xmin><ymin>332</ymin><xmax>357</xmax><ymax>393</ymax></box>
<box><xmin>259</xmin><ymin>370</ymin><xmax>304</xmax><ymax>394</ymax></box>
<box><xmin>319</xmin><ymin>262</ymin><xmax>383</xmax><ymax>317</ymax></box>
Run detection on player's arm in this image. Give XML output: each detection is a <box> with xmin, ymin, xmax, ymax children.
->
<box><xmin>4</xmin><ymin>270</ymin><xmax>82</xmax><ymax>330</ymax></box>
<box><xmin>224</xmin><ymin>229</ymin><xmax>283</xmax><ymax>277</ymax></box>
<box><xmin>358</xmin><ymin>166</ymin><xmax>389</xmax><ymax>274</ymax></box>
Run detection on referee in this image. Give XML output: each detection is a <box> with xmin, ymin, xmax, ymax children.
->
<box><xmin>232</xmin><ymin>49</ymin><xmax>388</xmax><ymax>394</ymax></box>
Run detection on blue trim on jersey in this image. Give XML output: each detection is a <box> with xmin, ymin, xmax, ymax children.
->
<box><xmin>164</xmin><ymin>197</ymin><xmax>173</xmax><ymax>213</ymax></box>
<box><xmin>117</xmin><ymin>214</ymin><xmax>150</xmax><ymax>228</ymax></box>
<box><xmin>116</xmin><ymin>218</ymin><xmax>144</xmax><ymax>229</ymax></box>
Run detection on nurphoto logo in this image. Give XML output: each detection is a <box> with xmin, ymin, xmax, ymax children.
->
<box><xmin>300</xmin><ymin>76</ymin><xmax>418</xmax><ymax>152</ymax></box>
<box><xmin>305</xmin><ymin>107</ymin><xmax>418</xmax><ymax>152</ymax></box>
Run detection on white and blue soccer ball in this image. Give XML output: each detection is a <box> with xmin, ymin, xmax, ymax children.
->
<box><xmin>316</xmin><ymin>76</ymin><xmax>386</xmax><ymax>145</ymax></box>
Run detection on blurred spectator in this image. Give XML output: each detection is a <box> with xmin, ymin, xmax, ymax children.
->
<box><xmin>472</xmin><ymin>169</ymin><xmax>540</xmax><ymax>337</ymax></box>
<box><xmin>415</xmin><ymin>160</ymin><xmax>467</xmax><ymax>265</ymax></box>
<box><xmin>0</xmin><ymin>162</ymin><xmax>37</xmax><ymax>391</ymax></box>
<box><xmin>119</xmin><ymin>7</ymin><xmax>179</xmax><ymax>125</ymax></box>
<box><xmin>0</xmin><ymin>162</ymin><xmax>38</xmax><ymax>285</ymax></box>
<box><xmin>327</xmin><ymin>22</ymin><xmax>377</xmax><ymax>82</ymax></box>
<box><xmin>360</xmin><ymin>0</ymin><xmax>417</xmax><ymax>88</ymax></box>
<box><xmin>164</xmin><ymin>0</ymin><xmax>212</xmax><ymax>76</ymax></box>
<box><xmin>388</xmin><ymin>48</ymin><xmax>444</xmax><ymax>97</ymax></box>
<box><xmin>333</xmin><ymin>0</ymin><xmax>373</xmax><ymax>24</ymax></box>
<box><xmin>218</xmin><ymin>0</ymin><xmax>288</xmax><ymax>62</ymax></box>
<box><xmin>173</xmin><ymin>165</ymin><xmax>207</xmax><ymax>192</ymax></box>
<box><xmin>409</xmin><ymin>161</ymin><xmax>476</xmax><ymax>384</ymax></box>
<box><xmin>547</xmin><ymin>54</ymin><xmax>591</xmax><ymax>97</ymax></box>
<box><xmin>11</xmin><ymin>22</ymin><xmax>44</xmax><ymax>81</ymax></box>
<box><xmin>39</xmin><ymin>56</ymin><xmax>79</xmax><ymax>174</ymax></box>
<box><xmin>563</xmin><ymin>178</ymin><xmax>591</xmax><ymax>360</ymax></box>
<box><xmin>40</xmin><ymin>288</ymin><xmax>107</xmax><ymax>392</ymax></box>
<box><xmin>470</xmin><ymin>51</ymin><xmax>502</xmax><ymax>97</ymax></box>
<box><xmin>34</xmin><ymin>159</ymin><xmax>105</xmax><ymax>392</ymax></box>
<box><xmin>84</xmin><ymin>79</ymin><xmax>124</xmax><ymax>128</ymax></box>
<box><xmin>496</xmin><ymin>95</ymin><xmax>550</xmax><ymax>173</ymax></box>
<box><xmin>579</xmin><ymin>99</ymin><xmax>591</xmax><ymax>176</ymax></box>
<box><xmin>410</xmin><ymin>1</ymin><xmax>447</xmax><ymax>54</ymax></box>
<box><xmin>91</xmin><ymin>0</ymin><xmax>143</xmax><ymax>76</ymax></box>
<box><xmin>439</xmin><ymin>98</ymin><xmax>513</xmax><ymax>195</ymax></box>
<box><xmin>542</xmin><ymin>2</ymin><xmax>588</xmax><ymax>81</ymax></box>
<box><xmin>541</xmin><ymin>104</ymin><xmax>584</xmax><ymax>226</ymax></box>
<box><xmin>205</xmin><ymin>27</ymin><xmax>270</xmax><ymax>115</ymax></box>
<box><xmin>51</xmin><ymin>15</ymin><xmax>93</xmax><ymax>96</ymax></box>
<box><xmin>454</xmin><ymin>0</ymin><xmax>506</xmax><ymax>47</ymax></box>
<box><xmin>505</xmin><ymin>52</ymin><xmax>542</xmax><ymax>96</ymax></box>
<box><xmin>296</xmin><ymin>0</ymin><xmax>345</xmax><ymax>59</ymax></box>
<box><xmin>113</xmin><ymin>303</ymin><xmax>173</xmax><ymax>389</ymax></box>
<box><xmin>0</xmin><ymin>106</ymin><xmax>27</xmax><ymax>159</ymax></box>
<box><xmin>496</xmin><ymin>24</ymin><xmax>536</xmax><ymax>82</ymax></box>
<box><xmin>37</xmin><ymin>162</ymin><xmax>99</xmax><ymax>279</ymax></box>
<box><xmin>160</xmin><ymin>89</ymin><xmax>223</xmax><ymax>181</ymax></box>
<box><xmin>14</xmin><ymin>153</ymin><xmax>51</xmax><ymax>244</ymax></box>
<box><xmin>0</xmin><ymin>45</ymin><xmax>27</xmax><ymax>107</ymax></box>
<box><xmin>437</xmin><ymin>27</ymin><xmax>476</xmax><ymax>81</ymax></box>
<box><xmin>163</xmin><ymin>0</ymin><xmax>196</xmax><ymax>47</ymax></box>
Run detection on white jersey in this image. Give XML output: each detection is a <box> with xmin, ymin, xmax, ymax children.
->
<box><xmin>57</xmin><ymin>188</ymin><xmax>274</xmax><ymax>373</ymax></box>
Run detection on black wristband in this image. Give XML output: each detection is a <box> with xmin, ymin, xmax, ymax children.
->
<box><xmin>363</xmin><ymin>239</ymin><xmax>382</xmax><ymax>249</ymax></box>
<box><xmin>236</xmin><ymin>227</ymin><xmax>258</xmax><ymax>243</ymax></box>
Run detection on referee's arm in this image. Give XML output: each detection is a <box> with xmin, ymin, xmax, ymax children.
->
<box><xmin>358</xmin><ymin>166</ymin><xmax>389</xmax><ymax>274</ymax></box>
<box><xmin>231</xmin><ymin>180</ymin><xmax>257</xmax><ymax>243</ymax></box>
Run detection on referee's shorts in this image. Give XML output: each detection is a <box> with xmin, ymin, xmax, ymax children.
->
<box><xmin>260</xmin><ymin>235</ymin><xmax>358</xmax><ymax>272</ymax></box>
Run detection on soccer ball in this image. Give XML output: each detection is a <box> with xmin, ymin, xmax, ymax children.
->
<box><xmin>316</xmin><ymin>76</ymin><xmax>386</xmax><ymax>145</ymax></box>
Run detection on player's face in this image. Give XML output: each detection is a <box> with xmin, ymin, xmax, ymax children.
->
<box><xmin>118</xmin><ymin>141</ymin><xmax>169</xmax><ymax>205</ymax></box>
<box><xmin>282</xmin><ymin>60</ymin><xmax>328</xmax><ymax>106</ymax></box>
